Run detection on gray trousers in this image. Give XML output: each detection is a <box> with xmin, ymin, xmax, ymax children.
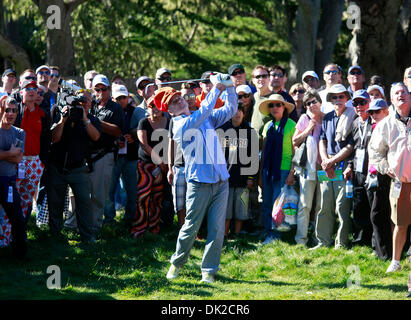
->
<box><xmin>89</xmin><ymin>152</ymin><xmax>115</xmax><ymax>234</ymax></box>
<box><xmin>47</xmin><ymin>164</ymin><xmax>93</xmax><ymax>242</ymax></box>
<box><xmin>316</xmin><ymin>180</ymin><xmax>352</xmax><ymax>248</ymax></box>
<box><xmin>170</xmin><ymin>180</ymin><xmax>229</xmax><ymax>275</ymax></box>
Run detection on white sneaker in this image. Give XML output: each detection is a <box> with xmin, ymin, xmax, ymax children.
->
<box><xmin>308</xmin><ymin>244</ymin><xmax>325</xmax><ymax>251</ymax></box>
<box><xmin>166</xmin><ymin>264</ymin><xmax>180</xmax><ymax>280</ymax></box>
<box><xmin>386</xmin><ymin>261</ymin><xmax>401</xmax><ymax>273</ymax></box>
<box><xmin>200</xmin><ymin>272</ymin><xmax>215</xmax><ymax>284</ymax></box>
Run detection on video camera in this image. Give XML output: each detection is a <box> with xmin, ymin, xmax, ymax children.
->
<box><xmin>56</xmin><ymin>79</ymin><xmax>87</xmax><ymax>122</ymax></box>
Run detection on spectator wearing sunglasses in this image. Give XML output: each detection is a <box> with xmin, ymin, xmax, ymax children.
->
<box><xmin>196</xmin><ymin>71</ymin><xmax>225</xmax><ymax>109</ymax></box>
<box><xmin>250</xmin><ymin>65</ymin><xmax>272</xmax><ymax>143</ymax></box>
<box><xmin>155</xmin><ymin>67</ymin><xmax>172</xmax><ymax>89</ymax></box>
<box><xmin>228</xmin><ymin>63</ymin><xmax>256</xmax><ymax>94</ymax></box>
<box><xmin>259</xmin><ymin>94</ymin><xmax>296</xmax><ymax>245</ymax></box>
<box><xmin>289</xmin><ymin>83</ymin><xmax>307</xmax><ymax>121</ymax></box>
<box><xmin>292</xmin><ymin>89</ymin><xmax>324</xmax><ymax>246</ymax></box>
<box><xmin>366</xmin><ymin>99</ymin><xmax>392</xmax><ymax>261</ymax></box>
<box><xmin>302</xmin><ymin>71</ymin><xmax>320</xmax><ymax>91</ymax></box>
<box><xmin>104</xmin><ymin>84</ymin><xmax>138</xmax><ymax>225</ymax></box>
<box><xmin>343</xmin><ymin>90</ymin><xmax>373</xmax><ymax>247</ymax></box>
<box><xmin>0</xmin><ymin>96</ymin><xmax>27</xmax><ymax>257</ymax></box>
<box><xmin>10</xmin><ymin>69</ymin><xmax>37</xmax><ymax>104</ymax></box>
<box><xmin>236</xmin><ymin>85</ymin><xmax>254</xmax><ymax>124</ymax></box>
<box><xmin>89</xmin><ymin>74</ymin><xmax>124</xmax><ymax>235</ymax></box>
<box><xmin>319</xmin><ymin>63</ymin><xmax>344</xmax><ymax>114</ymax></box>
<box><xmin>36</xmin><ymin>65</ymin><xmax>51</xmax><ymax>88</ymax></box>
<box><xmin>347</xmin><ymin>66</ymin><xmax>367</xmax><ymax>96</ymax></box>
<box><xmin>0</xmin><ymin>69</ymin><xmax>17</xmax><ymax>98</ymax></box>
<box><xmin>312</xmin><ymin>84</ymin><xmax>354</xmax><ymax>250</ymax></box>
<box><xmin>13</xmin><ymin>80</ymin><xmax>51</xmax><ymax>224</ymax></box>
<box><xmin>48</xmin><ymin>66</ymin><xmax>60</xmax><ymax>95</ymax></box>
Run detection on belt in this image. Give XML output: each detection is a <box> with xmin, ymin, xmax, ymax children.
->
<box><xmin>23</xmin><ymin>155</ymin><xmax>40</xmax><ymax>161</ymax></box>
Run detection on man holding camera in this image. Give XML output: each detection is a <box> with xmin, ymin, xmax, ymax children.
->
<box><xmin>47</xmin><ymin>90</ymin><xmax>100</xmax><ymax>243</ymax></box>
<box><xmin>89</xmin><ymin>75</ymin><xmax>124</xmax><ymax>235</ymax></box>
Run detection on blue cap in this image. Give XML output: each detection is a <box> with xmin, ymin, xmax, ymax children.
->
<box><xmin>348</xmin><ymin>65</ymin><xmax>364</xmax><ymax>74</ymax></box>
<box><xmin>352</xmin><ymin>89</ymin><xmax>370</xmax><ymax>101</ymax></box>
<box><xmin>367</xmin><ymin>99</ymin><xmax>388</xmax><ymax>112</ymax></box>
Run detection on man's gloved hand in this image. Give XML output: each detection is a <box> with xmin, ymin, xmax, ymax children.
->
<box><xmin>210</xmin><ymin>73</ymin><xmax>233</xmax><ymax>87</ymax></box>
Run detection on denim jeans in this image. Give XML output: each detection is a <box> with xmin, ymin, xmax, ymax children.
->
<box><xmin>104</xmin><ymin>157</ymin><xmax>137</xmax><ymax>222</ymax></box>
<box><xmin>170</xmin><ymin>180</ymin><xmax>229</xmax><ymax>275</ymax></box>
<box><xmin>262</xmin><ymin>170</ymin><xmax>289</xmax><ymax>238</ymax></box>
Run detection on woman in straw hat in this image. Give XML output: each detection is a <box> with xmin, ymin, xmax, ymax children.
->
<box><xmin>258</xmin><ymin>94</ymin><xmax>296</xmax><ymax>245</ymax></box>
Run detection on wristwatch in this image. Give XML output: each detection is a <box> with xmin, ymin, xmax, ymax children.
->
<box><xmin>84</xmin><ymin>119</ymin><xmax>91</xmax><ymax>125</ymax></box>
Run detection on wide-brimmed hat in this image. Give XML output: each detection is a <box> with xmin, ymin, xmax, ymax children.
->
<box><xmin>259</xmin><ymin>94</ymin><xmax>295</xmax><ymax>116</ymax></box>
<box><xmin>326</xmin><ymin>84</ymin><xmax>351</xmax><ymax>102</ymax></box>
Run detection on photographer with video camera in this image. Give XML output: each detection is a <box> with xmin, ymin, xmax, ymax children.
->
<box><xmin>47</xmin><ymin>89</ymin><xmax>100</xmax><ymax>243</ymax></box>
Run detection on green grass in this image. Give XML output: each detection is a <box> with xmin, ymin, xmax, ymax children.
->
<box><xmin>0</xmin><ymin>212</ymin><xmax>409</xmax><ymax>300</ymax></box>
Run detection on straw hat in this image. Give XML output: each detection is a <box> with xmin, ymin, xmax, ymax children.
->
<box><xmin>259</xmin><ymin>93</ymin><xmax>295</xmax><ymax>116</ymax></box>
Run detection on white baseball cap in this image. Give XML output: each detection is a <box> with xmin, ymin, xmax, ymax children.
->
<box><xmin>236</xmin><ymin>85</ymin><xmax>252</xmax><ymax>95</ymax></box>
<box><xmin>302</xmin><ymin>71</ymin><xmax>319</xmax><ymax>82</ymax></box>
<box><xmin>36</xmin><ymin>65</ymin><xmax>51</xmax><ymax>74</ymax></box>
<box><xmin>92</xmin><ymin>74</ymin><xmax>110</xmax><ymax>88</ymax></box>
<box><xmin>112</xmin><ymin>85</ymin><xmax>129</xmax><ymax>99</ymax></box>
<box><xmin>155</xmin><ymin>67</ymin><xmax>171</xmax><ymax>80</ymax></box>
<box><xmin>136</xmin><ymin>76</ymin><xmax>151</xmax><ymax>90</ymax></box>
<box><xmin>367</xmin><ymin>85</ymin><xmax>385</xmax><ymax>98</ymax></box>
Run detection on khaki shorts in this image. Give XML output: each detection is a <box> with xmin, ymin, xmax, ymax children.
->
<box><xmin>226</xmin><ymin>187</ymin><xmax>249</xmax><ymax>221</ymax></box>
<box><xmin>389</xmin><ymin>182</ymin><xmax>411</xmax><ymax>227</ymax></box>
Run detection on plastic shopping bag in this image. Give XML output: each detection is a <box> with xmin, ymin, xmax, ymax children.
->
<box><xmin>272</xmin><ymin>185</ymin><xmax>299</xmax><ymax>232</ymax></box>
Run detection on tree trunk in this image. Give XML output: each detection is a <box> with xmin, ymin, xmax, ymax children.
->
<box><xmin>34</xmin><ymin>0</ymin><xmax>87</xmax><ymax>75</ymax></box>
<box><xmin>289</xmin><ymin>0</ymin><xmax>321</xmax><ymax>83</ymax></box>
<box><xmin>397</xmin><ymin>0</ymin><xmax>411</xmax><ymax>72</ymax></box>
<box><xmin>314</xmin><ymin>0</ymin><xmax>345</xmax><ymax>75</ymax></box>
<box><xmin>348</xmin><ymin>0</ymin><xmax>404</xmax><ymax>87</ymax></box>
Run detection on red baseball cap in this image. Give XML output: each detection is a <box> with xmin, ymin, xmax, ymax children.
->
<box><xmin>153</xmin><ymin>87</ymin><xmax>181</xmax><ymax>112</ymax></box>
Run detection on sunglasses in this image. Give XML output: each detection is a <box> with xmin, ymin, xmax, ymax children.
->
<box><xmin>306</xmin><ymin>99</ymin><xmax>318</xmax><ymax>106</ymax></box>
<box><xmin>116</xmin><ymin>96</ymin><xmax>127</xmax><ymax>101</ymax></box>
<box><xmin>183</xmin><ymin>93</ymin><xmax>196</xmax><ymax>101</ymax></box>
<box><xmin>232</xmin><ymin>69</ymin><xmax>245</xmax><ymax>76</ymax></box>
<box><xmin>324</xmin><ymin>70</ymin><xmax>339</xmax><ymax>75</ymax></box>
<box><xmin>254</xmin><ymin>74</ymin><xmax>268</xmax><ymax>79</ymax></box>
<box><xmin>37</xmin><ymin>71</ymin><xmax>50</xmax><ymax>76</ymax></box>
<box><xmin>270</xmin><ymin>72</ymin><xmax>284</xmax><ymax>78</ymax></box>
<box><xmin>268</xmin><ymin>102</ymin><xmax>283</xmax><ymax>108</ymax></box>
<box><xmin>353</xmin><ymin>99</ymin><xmax>368</xmax><ymax>107</ymax></box>
<box><xmin>368</xmin><ymin>109</ymin><xmax>382</xmax><ymax>115</ymax></box>
<box><xmin>238</xmin><ymin>93</ymin><xmax>251</xmax><ymax>99</ymax></box>
<box><xmin>158</xmin><ymin>76</ymin><xmax>171</xmax><ymax>82</ymax></box>
<box><xmin>24</xmin><ymin>87</ymin><xmax>38</xmax><ymax>92</ymax></box>
<box><xmin>331</xmin><ymin>94</ymin><xmax>346</xmax><ymax>100</ymax></box>
<box><xmin>292</xmin><ymin>89</ymin><xmax>305</xmax><ymax>95</ymax></box>
<box><xmin>24</xmin><ymin>76</ymin><xmax>36</xmax><ymax>81</ymax></box>
<box><xmin>94</xmin><ymin>87</ymin><xmax>108</xmax><ymax>92</ymax></box>
<box><xmin>51</xmin><ymin>74</ymin><xmax>60</xmax><ymax>78</ymax></box>
<box><xmin>349</xmin><ymin>70</ymin><xmax>362</xmax><ymax>75</ymax></box>
<box><xmin>5</xmin><ymin>108</ymin><xmax>18</xmax><ymax>114</ymax></box>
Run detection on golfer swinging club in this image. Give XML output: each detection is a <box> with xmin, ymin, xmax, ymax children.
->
<box><xmin>153</xmin><ymin>73</ymin><xmax>237</xmax><ymax>283</ymax></box>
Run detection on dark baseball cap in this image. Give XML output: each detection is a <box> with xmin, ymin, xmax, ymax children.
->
<box><xmin>2</xmin><ymin>68</ymin><xmax>16</xmax><ymax>77</ymax></box>
<box><xmin>228</xmin><ymin>64</ymin><xmax>245</xmax><ymax>75</ymax></box>
<box><xmin>201</xmin><ymin>71</ymin><xmax>216</xmax><ymax>82</ymax></box>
